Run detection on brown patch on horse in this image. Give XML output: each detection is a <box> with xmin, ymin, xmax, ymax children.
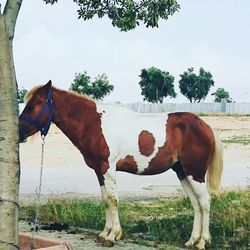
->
<box><xmin>21</xmin><ymin>84</ymin><xmax>111</xmax><ymax>186</ymax></box>
<box><xmin>167</xmin><ymin>112</ymin><xmax>215</xmax><ymax>182</ymax></box>
<box><xmin>143</xmin><ymin>112</ymin><xmax>215</xmax><ymax>183</ymax></box>
<box><xmin>138</xmin><ymin>130</ymin><xmax>156</xmax><ymax>156</ymax></box>
<box><xmin>142</xmin><ymin>146</ymin><xmax>175</xmax><ymax>175</ymax></box>
<box><xmin>116</xmin><ymin>155</ymin><xmax>138</xmax><ymax>174</ymax></box>
<box><xmin>51</xmin><ymin>87</ymin><xmax>111</xmax><ymax>185</ymax></box>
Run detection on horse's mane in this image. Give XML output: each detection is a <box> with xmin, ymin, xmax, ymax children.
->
<box><xmin>24</xmin><ymin>85</ymin><xmax>94</xmax><ymax>103</ymax></box>
<box><xmin>67</xmin><ymin>89</ymin><xmax>94</xmax><ymax>102</ymax></box>
<box><xmin>24</xmin><ymin>85</ymin><xmax>42</xmax><ymax>103</ymax></box>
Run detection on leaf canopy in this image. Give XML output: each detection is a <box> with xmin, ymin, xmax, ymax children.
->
<box><xmin>43</xmin><ymin>0</ymin><xmax>180</xmax><ymax>31</ymax></box>
<box><xmin>139</xmin><ymin>67</ymin><xmax>176</xmax><ymax>103</ymax></box>
<box><xmin>70</xmin><ymin>71</ymin><xmax>114</xmax><ymax>100</ymax></box>
<box><xmin>212</xmin><ymin>87</ymin><xmax>232</xmax><ymax>103</ymax></box>
<box><xmin>179</xmin><ymin>67</ymin><xmax>214</xmax><ymax>103</ymax></box>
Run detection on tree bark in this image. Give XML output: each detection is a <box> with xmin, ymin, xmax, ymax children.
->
<box><xmin>0</xmin><ymin>1</ymin><xmax>23</xmax><ymax>249</ymax></box>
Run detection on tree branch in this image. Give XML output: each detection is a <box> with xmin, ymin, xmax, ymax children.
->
<box><xmin>3</xmin><ymin>0</ymin><xmax>23</xmax><ymax>39</ymax></box>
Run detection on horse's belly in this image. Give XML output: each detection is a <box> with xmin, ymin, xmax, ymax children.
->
<box><xmin>116</xmin><ymin>145</ymin><xmax>174</xmax><ymax>175</ymax></box>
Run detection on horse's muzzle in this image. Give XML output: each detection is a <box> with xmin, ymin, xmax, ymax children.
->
<box><xmin>19</xmin><ymin>127</ymin><xmax>27</xmax><ymax>143</ymax></box>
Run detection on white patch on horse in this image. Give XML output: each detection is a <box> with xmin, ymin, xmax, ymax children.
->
<box><xmin>102</xmin><ymin>172</ymin><xmax>122</xmax><ymax>242</ymax></box>
<box><xmin>97</xmin><ymin>104</ymin><xmax>167</xmax><ymax>174</ymax></box>
<box><xmin>180</xmin><ymin>178</ymin><xmax>202</xmax><ymax>246</ymax></box>
<box><xmin>186</xmin><ymin>175</ymin><xmax>211</xmax><ymax>249</ymax></box>
<box><xmin>99</xmin><ymin>186</ymin><xmax>112</xmax><ymax>237</ymax></box>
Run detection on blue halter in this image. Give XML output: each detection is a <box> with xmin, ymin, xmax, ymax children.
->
<box><xmin>19</xmin><ymin>89</ymin><xmax>54</xmax><ymax>138</ymax></box>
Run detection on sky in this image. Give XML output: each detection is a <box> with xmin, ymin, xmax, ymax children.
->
<box><xmin>7</xmin><ymin>0</ymin><xmax>250</xmax><ymax>103</ymax></box>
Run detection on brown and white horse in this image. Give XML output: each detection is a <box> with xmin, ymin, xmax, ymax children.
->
<box><xmin>19</xmin><ymin>81</ymin><xmax>223</xmax><ymax>249</ymax></box>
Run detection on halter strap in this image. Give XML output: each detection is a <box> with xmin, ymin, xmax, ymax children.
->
<box><xmin>19</xmin><ymin>89</ymin><xmax>54</xmax><ymax>137</ymax></box>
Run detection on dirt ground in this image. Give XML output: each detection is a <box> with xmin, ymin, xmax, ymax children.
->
<box><xmin>19</xmin><ymin>221</ymin><xmax>184</xmax><ymax>250</ymax></box>
<box><xmin>201</xmin><ymin>116</ymin><xmax>250</xmax><ymax>164</ymax></box>
<box><xmin>19</xmin><ymin>115</ymin><xmax>250</xmax><ymax>249</ymax></box>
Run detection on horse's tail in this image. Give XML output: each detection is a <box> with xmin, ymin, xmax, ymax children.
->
<box><xmin>207</xmin><ymin>129</ymin><xmax>224</xmax><ymax>194</ymax></box>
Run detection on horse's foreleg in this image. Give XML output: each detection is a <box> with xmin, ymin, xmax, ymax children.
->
<box><xmin>97</xmin><ymin>186</ymin><xmax>112</xmax><ymax>243</ymax></box>
<box><xmin>187</xmin><ymin>176</ymin><xmax>211</xmax><ymax>250</ymax></box>
<box><xmin>180</xmin><ymin>178</ymin><xmax>202</xmax><ymax>247</ymax></box>
<box><xmin>98</xmin><ymin>172</ymin><xmax>122</xmax><ymax>247</ymax></box>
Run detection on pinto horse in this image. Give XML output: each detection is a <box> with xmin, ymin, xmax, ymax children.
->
<box><xmin>19</xmin><ymin>81</ymin><xmax>223</xmax><ymax>250</ymax></box>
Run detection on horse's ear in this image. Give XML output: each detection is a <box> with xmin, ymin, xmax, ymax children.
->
<box><xmin>45</xmin><ymin>80</ymin><xmax>52</xmax><ymax>88</ymax></box>
<box><xmin>40</xmin><ymin>80</ymin><xmax>52</xmax><ymax>95</ymax></box>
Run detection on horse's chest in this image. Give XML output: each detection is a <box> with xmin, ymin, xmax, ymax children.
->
<box><xmin>98</xmin><ymin>107</ymin><xmax>170</xmax><ymax>174</ymax></box>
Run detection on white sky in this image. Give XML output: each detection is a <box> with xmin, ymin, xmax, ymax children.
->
<box><xmin>9</xmin><ymin>0</ymin><xmax>250</xmax><ymax>103</ymax></box>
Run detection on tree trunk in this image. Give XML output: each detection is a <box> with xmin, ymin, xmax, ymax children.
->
<box><xmin>0</xmin><ymin>13</ymin><xmax>20</xmax><ymax>250</ymax></box>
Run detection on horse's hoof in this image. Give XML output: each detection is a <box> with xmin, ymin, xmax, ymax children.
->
<box><xmin>96</xmin><ymin>235</ymin><xmax>105</xmax><ymax>244</ymax></box>
<box><xmin>115</xmin><ymin>230</ymin><xmax>123</xmax><ymax>241</ymax></box>
<box><xmin>185</xmin><ymin>236</ymin><xmax>199</xmax><ymax>247</ymax></box>
<box><xmin>102</xmin><ymin>239</ymin><xmax>115</xmax><ymax>247</ymax></box>
<box><xmin>196</xmin><ymin>240</ymin><xmax>205</xmax><ymax>250</ymax></box>
<box><xmin>196</xmin><ymin>236</ymin><xmax>211</xmax><ymax>249</ymax></box>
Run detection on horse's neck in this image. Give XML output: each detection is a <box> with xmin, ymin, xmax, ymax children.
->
<box><xmin>52</xmin><ymin>88</ymin><xmax>97</xmax><ymax>148</ymax></box>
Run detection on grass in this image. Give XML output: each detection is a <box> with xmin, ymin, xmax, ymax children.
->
<box><xmin>20</xmin><ymin>189</ymin><xmax>250</xmax><ymax>249</ymax></box>
<box><xmin>222</xmin><ymin>136</ymin><xmax>250</xmax><ymax>145</ymax></box>
<box><xmin>196</xmin><ymin>112</ymin><xmax>250</xmax><ymax>117</ymax></box>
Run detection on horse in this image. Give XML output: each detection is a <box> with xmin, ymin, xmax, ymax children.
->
<box><xmin>19</xmin><ymin>81</ymin><xmax>223</xmax><ymax>250</ymax></box>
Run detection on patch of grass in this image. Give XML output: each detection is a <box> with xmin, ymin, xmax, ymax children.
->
<box><xmin>20</xmin><ymin>190</ymin><xmax>250</xmax><ymax>249</ymax></box>
<box><xmin>20</xmin><ymin>198</ymin><xmax>106</xmax><ymax>229</ymax></box>
<box><xmin>222</xmin><ymin>136</ymin><xmax>250</xmax><ymax>145</ymax></box>
<box><xmin>196</xmin><ymin>112</ymin><xmax>250</xmax><ymax>117</ymax></box>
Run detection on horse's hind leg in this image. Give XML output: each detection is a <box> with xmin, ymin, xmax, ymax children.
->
<box><xmin>186</xmin><ymin>176</ymin><xmax>211</xmax><ymax>250</ymax></box>
<box><xmin>181</xmin><ymin>178</ymin><xmax>202</xmax><ymax>246</ymax></box>
<box><xmin>172</xmin><ymin>162</ymin><xmax>202</xmax><ymax>246</ymax></box>
<box><xmin>97</xmin><ymin>171</ymin><xmax>122</xmax><ymax>247</ymax></box>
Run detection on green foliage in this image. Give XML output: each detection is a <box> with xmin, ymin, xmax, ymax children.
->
<box><xmin>43</xmin><ymin>0</ymin><xmax>180</xmax><ymax>31</ymax></box>
<box><xmin>212</xmin><ymin>87</ymin><xmax>232</xmax><ymax>103</ymax></box>
<box><xmin>17</xmin><ymin>87</ymin><xmax>28</xmax><ymax>103</ymax></box>
<box><xmin>69</xmin><ymin>71</ymin><xmax>114</xmax><ymax>100</ymax></box>
<box><xmin>222</xmin><ymin>135</ymin><xmax>250</xmax><ymax>145</ymax></box>
<box><xmin>21</xmin><ymin>198</ymin><xmax>105</xmax><ymax>229</ymax></box>
<box><xmin>20</xmin><ymin>190</ymin><xmax>249</xmax><ymax>249</ymax></box>
<box><xmin>139</xmin><ymin>67</ymin><xmax>176</xmax><ymax>103</ymax></box>
<box><xmin>179</xmin><ymin>67</ymin><xmax>214</xmax><ymax>103</ymax></box>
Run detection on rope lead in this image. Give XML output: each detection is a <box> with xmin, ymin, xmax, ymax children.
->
<box><xmin>0</xmin><ymin>198</ymin><xmax>20</xmax><ymax>210</ymax></box>
<box><xmin>29</xmin><ymin>136</ymin><xmax>46</xmax><ymax>249</ymax></box>
<box><xmin>0</xmin><ymin>240</ymin><xmax>20</xmax><ymax>249</ymax></box>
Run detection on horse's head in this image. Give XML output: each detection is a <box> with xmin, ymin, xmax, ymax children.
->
<box><xmin>19</xmin><ymin>80</ymin><xmax>54</xmax><ymax>142</ymax></box>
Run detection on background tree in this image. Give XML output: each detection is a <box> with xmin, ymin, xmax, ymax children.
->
<box><xmin>212</xmin><ymin>87</ymin><xmax>232</xmax><ymax>103</ymax></box>
<box><xmin>17</xmin><ymin>87</ymin><xmax>28</xmax><ymax>103</ymax></box>
<box><xmin>0</xmin><ymin>0</ymin><xmax>179</xmax><ymax>248</ymax></box>
<box><xmin>139</xmin><ymin>67</ymin><xmax>176</xmax><ymax>103</ymax></box>
<box><xmin>70</xmin><ymin>72</ymin><xmax>114</xmax><ymax>100</ymax></box>
<box><xmin>179</xmin><ymin>67</ymin><xmax>214</xmax><ymax>103</ymax></box>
